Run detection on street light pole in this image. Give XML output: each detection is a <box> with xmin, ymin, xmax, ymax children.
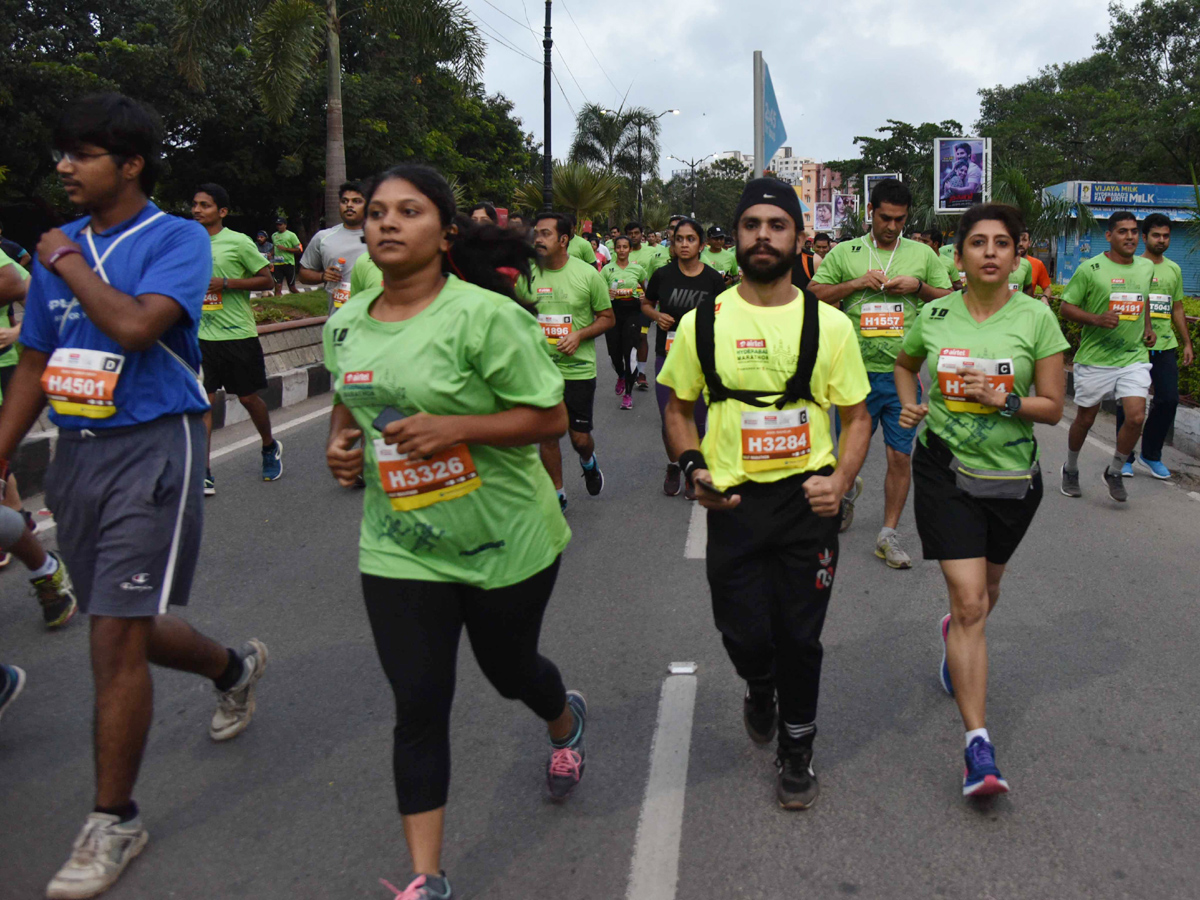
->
<box><xmin>666</xmin><ymin>154</ymin><xmax>714</xmax><ymax>218</ymax></box>
<box><xmin>623</xmin><ymin>108</ymin><xmax>678</xmax><ymax>226</ymax></box>
<box><xmin>542</xmin><ymin>1</ymin><xmax>553</xmax><ymax>211</ymax></box>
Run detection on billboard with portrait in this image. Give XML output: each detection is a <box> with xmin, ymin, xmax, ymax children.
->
<box><xmin>814</xmin><ymin>201</ymin><xmax>833</xmax><ymax>231</ymax></box>
<box><xmin>934</xmin><ymin>138</ymin><xmax>991</xmax><ymax>213</ymax></box>
<box><xmin>863</xmin><ymin>173</ymin><xmax>901</xmax><ymax>208</ymax></box>
<box><xmin>833</xmin><ymin>193</ymin><xmax>858</xmax><ymax>229</ymax></box>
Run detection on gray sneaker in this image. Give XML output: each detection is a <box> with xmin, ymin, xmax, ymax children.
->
<box><xmin>46</xmin><ymin>812</ymin><xmax>149</xmax><ymax>899</ymax></box>
<box><xmin>839</xmin><ymin>476</ymin><xmax>863</xmax><ymax>534</ymax></box>
<box><xmin>1060</xmin><ymin>466</ymin><xmax>1082</xmax><ymax>498</ymax></box>
<box><xmin>210</xmin><ymin>639</ymin><xmax>268</xmax><ymax>741</ymax></box>
<box><xmin>875</xmin><ymin>532</ymin><xmax>912</xmax><ymax>569</ymax></box>
<box><xmin>1103</xmin><ymin>467</ymin><xmax>1128</xmax><ymax>502</ymax></box>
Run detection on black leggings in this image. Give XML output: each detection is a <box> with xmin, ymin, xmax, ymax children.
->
<box><xmin>604</xmin><ymin>302</ymin><xmax>642</xmax><ymax>394</ymax></box>
<box><xmin>361</xmin><ymin>557</ymin><xmax>567</xmax><ymax>815</ymax></box>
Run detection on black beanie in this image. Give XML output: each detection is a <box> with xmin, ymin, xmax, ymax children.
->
<box><xmin>733</xmin><ymin>177</ymin><xmax>804</xmax><ymax>231</ymax></box>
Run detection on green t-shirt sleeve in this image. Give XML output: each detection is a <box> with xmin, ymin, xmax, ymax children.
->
<box><xmin>925</xmin><ymin>247</ymin><xmax>952</xmax><ymax>290</ymax></box>
<box><xmin>1172</xmin><ymin>262</ymin><xmax>1185</xmax><ymax>302</ymax></box>
<box><xmin>579</xmin><ymin>239</ymin><xmax>596</xmax><ymax>265</ymax></box>
<box><xmin>825</xmin><ymin>313</ymin><xmax>871</xmax><ymax>407</ymax></box>
<box><xmin>809</xmin><ymin>246</ymin><xmax>845</xmax><ymax>286</ymax></box>
<box><xmin>901</xmin><ymin>305</ymin><xmax>927</xmax><ymax>358</ymax></box>
<box><xmin>1019</xmin><ymin>261</ymin><xmax>1033</xmax><ymax>291</ymax></box>
<box><xmin>1060</xmin><ymin>266</ymin><xmax>1090</xmax><ymax>307</ymax></box>
<box><xmin>1034</xmin><ymin>302</ymin><xmax>1071</xmax><ymax>358</ymax></box>
<box><xmin>656</xmin><ymin>311</ymin><xmax>704</xmax><ymax>401</ymax></box>
<box><xmin>470</xmin><ymin>301</ymin><xmax>565</xmax><ymax>409</ymax></box>
<box><xmin>588</xmin><ymin>268</ymin><xmax>612</xmax><ymax>313</ymax></box>
<box><xmin>239</xmin><ymin>237</ymin><xmax>269</xmax><ymax>276</ymax></box>
<box><xmin>942</xmin><ymin>257</ymin><xmax>958</xmax><ymax>285</ymax></box>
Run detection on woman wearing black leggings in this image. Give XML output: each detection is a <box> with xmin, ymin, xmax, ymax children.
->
<box><xmin>601</xmin><ymin>235</ymin><xmax>649</xmax><ymax>410</ymax></box>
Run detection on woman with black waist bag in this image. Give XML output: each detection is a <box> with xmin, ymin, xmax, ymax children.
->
<box><xmin>894</xmin><ymin>203</ymin><xmax>1068</xmax><ymax>799</ymax></box>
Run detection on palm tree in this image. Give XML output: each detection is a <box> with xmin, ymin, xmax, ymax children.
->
<box><xmin>991</xmin><ymin>164</ymin><xmax>1096</xmax><ymax>242</ymax></box>
<box><xmin>172</xmin><ymin>0</ymin><xmax>485</xmax><ymax>221</ymax></box>
<box><xmin>569</xmin><ymin>103</ymin><xmax>663</xmax><ymax>222</ymax></box>
<box><xmin>514</xmin><ymin>163</ymin><xmax>623</xmax><ymax>225</ymax></box>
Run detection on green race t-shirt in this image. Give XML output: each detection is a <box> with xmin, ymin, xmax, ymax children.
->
<box><xmin>323</xmin><ymin>275</ymin><xmax>570</xmax><ymax>588</ymax></box>
<box><xmin>516</xmin><ymin>257</ymin><xmax>612</xmax><ymax>381</ymax></box>
<box><xmin>1008</xmin><ymin>257</ymin><xmax>1033</xmax><ymax>294</ymax></box>
<box><xmin>1147</xmin><ymin>257</ymin><xmax>1184</xmax><ymax>352</ymax></box>
<box><xmin>940</xmin><ymin>243</ymin><xmax>956</xmax><ymax>263</ymax></box>
<box><xmin>0</xmin><ymin>247</ymin><xmax>27</xmax><ymax>369</ymax></box>
<box><xmin>272</xmin><ymin>229</ymin><xmax>301</xmax><ymax>265</ymax></box>
<box><xmin>599</xmin><ymin>260</ymin><xmax>648</xmax><ymax>306</ymax></box>
<box><xmin>1061</xmin><ymin>253</ymin><xmax>1154</xmax><ymax>367</ymax></box>
<box><xmin>349</xmin><ymin>252</ymin><xmax>383</xmax><ymax>300</ymax></box>
<box><xmin>568</xmin><ymin>234</ymin><xmax>597</xmax><ymax>266</ymax></box>
<box><xmin>700</xmin><ymin>246</ymin><xmax>738</xmax><ymax>280</ymax></box>
<box><xmin>903</xmin><ymin>291</ymin><xmax>1069</xmax><ymax>472</ymax></box>
<box><xmin>810</xmin><ymin>235</ymin><xmax>953</xmax><ymax>372</ymax></box>
<box><xmin>629</xmin><ymin>244</ymin><xmax>665</xmax><ymax>276</ymax></box>
<box><xmin>201</xmin><ymin>228</ymin><xmax>270</xmax><ymax>341</ymax></box>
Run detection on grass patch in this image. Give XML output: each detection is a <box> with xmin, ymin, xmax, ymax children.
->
<box><xmin>252</xmin><ymin>290</ymin><xmax>328</xmax><ymax>324</ymax></box>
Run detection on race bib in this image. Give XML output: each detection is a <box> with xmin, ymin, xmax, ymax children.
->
<box><xmin>1148</xmin><ymin>293</ymin><xmax>1173</xmax><ymax>319</ymax></box>
<box><xmin>741</xmin><ymin>408</ymin><xmax>811</xmax><ymax>472</ymax></box>
<box><xmin>665</xmin><ymin>330</ymin><xmax>677</xmax><ymax>354</ymax></box>
<box><xmin>1008</xmin><ymin>282</ymin><xmax>1022</xmax><ymax>293</ymax></box>
<box><xmin>936</xmin><ymin>349</ymin><xmax>1014</xmax><ymax>415</ymax></box>
<box><xmin>202</xmin><ymin>289</ymin><xmax>223</xmax><ymax>312</ymax></box>
<box><xmin>373</xmin><ymin>439</ymin><xmax>481</xmax><ymax>511</ymax></box>
<box><xmin>860</xmin><ymin>302</ymin><xmax>904</xmax><ymax>338</ymax></box>
<box><xmin>41</xmin><ymin>348</ymin><xmax>125</xmax><ymax>419</ymax></box>
<box><xmin>1108</xmin><ymin>292</ymin><xmax>1144</xmax><ymax>321</ymax></box>
<box><xmin>332</xmin><ymin>281</ymin><xmax>352</xmax><ymax>309</ymax></box>
<box><xmin>537</xmin><ymin>313</ymin><xmax>573</xmax><ymax>345</ymax></box>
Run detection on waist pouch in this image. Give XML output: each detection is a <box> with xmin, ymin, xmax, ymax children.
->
<box><xmin>926</xmin><ymin>430</ymin><xmax>1038</xmax><ymax>500</ymax></box>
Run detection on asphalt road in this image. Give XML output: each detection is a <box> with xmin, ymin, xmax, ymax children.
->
<box><xmin>3</xmin><ymin>362</ymin><xmax>1200</xmax><ymax>900</ymax></box>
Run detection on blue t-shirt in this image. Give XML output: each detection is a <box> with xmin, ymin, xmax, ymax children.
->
<box><xmin>22</xmin><ymin>202</ymin><xmax>212</xmax><ymax>429</ymax></box>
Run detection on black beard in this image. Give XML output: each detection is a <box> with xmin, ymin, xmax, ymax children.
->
<box><xmin>736</xmin><ymin>243</ymin><xmax>796</xmax><ymax>283</ymax></box>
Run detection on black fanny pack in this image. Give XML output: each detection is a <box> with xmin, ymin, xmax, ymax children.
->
<box><xmin>925</xmin><ymin>430</ymin><xmax>1038</xmax><ymax>500</ymax></box>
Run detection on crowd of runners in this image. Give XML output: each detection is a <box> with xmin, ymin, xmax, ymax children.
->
<box><xmin>0</xmin><ymin>91</ymin><xmax>1193</xmax><ymax>900</ymax></box>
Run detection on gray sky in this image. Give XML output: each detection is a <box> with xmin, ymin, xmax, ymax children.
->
<box><xmin>463</xmin><ymin>0</ymin><xmax>1117</xmax><ymax>179</ymax></box>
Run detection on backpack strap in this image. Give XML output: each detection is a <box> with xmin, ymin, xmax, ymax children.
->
<box><xmin>695</xmin><ymin>289</ymin><xmax>821</xmax><ymax>410</ymax></box>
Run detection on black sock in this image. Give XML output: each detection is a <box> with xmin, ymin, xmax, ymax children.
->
<box><xmin>213</xmin><ymin>648</ymin><xmax>244</xmax><ymax>692</ymax></box>
<box><xmin>94</xmin><ymin>801</ymin><xmax>138</xmax><ymax>822</ymax></box>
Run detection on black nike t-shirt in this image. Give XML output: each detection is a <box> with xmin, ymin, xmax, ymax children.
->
<box><xmin>645</xmin><ymin>261</ymin><xmax>727</xmax><ymax>356</ymax></box>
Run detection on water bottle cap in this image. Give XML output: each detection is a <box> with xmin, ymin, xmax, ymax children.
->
<box><xmin>338</xmin><ymin>257</ymin><xmax>346</xmax><ymax>264</ymax></box>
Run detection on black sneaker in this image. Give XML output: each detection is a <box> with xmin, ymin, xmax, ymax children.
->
<box><xmin>663</xmin><ymin>463</ymin><xmax>681</xmax><ymax>497</ymax></box>
<box><xmin>1103</xmin><ymin>467</ymin><xmax>1128</xmax><ymax>502</ymax></box>
<box><xmin>635</xmin><ymin>371</ymin><xmax>649</xmax><ymax>391</ymax></box>
<box><xmin>581</xmin><ymin>456</ymin><xmax>604</xmax><ymax>496</ymax></box>
<box><xmin>776</xmin><ymin>734</ymin><xmax>819</xmax><ymax>810</ymax></box>
<box><xmin>743</xmin><ymin>686</ymin><xmax>777</xmax><ymax>744</ymax></box>
<box><xmin>1060</xmin><ymin>465</ymin><xmax>1081</xmax><ymax>498</ymax></box>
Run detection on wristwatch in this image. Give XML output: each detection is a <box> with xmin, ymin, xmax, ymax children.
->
<box><xmin>999</xmin><ymin>393</ymin><xmax>1021</xmax><ymax>417</ymax></box>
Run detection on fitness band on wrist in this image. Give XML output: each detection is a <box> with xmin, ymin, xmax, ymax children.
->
<box><xmin>46</xmin><ymin>246</ymin><xmax>82</xmax><ymax>272</ymax></box>
<box><xmin>678</xmin><ymin>449</ymin><xmax>707</xmax><ymax>483</ymax></box>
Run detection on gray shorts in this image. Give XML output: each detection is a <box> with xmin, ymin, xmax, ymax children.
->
<box><xmin>45</xmin><ymin>414</ymin><xmax>205</xmax><ymax>617</ymax></box>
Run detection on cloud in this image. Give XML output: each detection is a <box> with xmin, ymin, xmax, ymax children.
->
<box><xmin>464</xmin><ymin>0</ymin><xmax>1113</xmax><ymax>177</ymax></box>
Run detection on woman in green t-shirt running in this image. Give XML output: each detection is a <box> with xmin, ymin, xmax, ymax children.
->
<box><xmin>894</xmin><ymin>204</ymin><xmax>1068</xmax><ymax>800</ymax></box>
<box><xmin>323</xmin><ymin>165</ymin><xmax>586</xmax><ymax>900</ymax></box>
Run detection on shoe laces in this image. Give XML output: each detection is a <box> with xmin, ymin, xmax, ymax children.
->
<box><xmin>31</xmin><ymin>571</ymin><xmax>62</xmax><ymax>604</ymax></box>
<box><xmin>70</xmin><ymin>818</ymin><xmax>113</xmax><ymax>866</ymax></box>
<box><xmin>548</xmin><ymin>746</ymin><xmax>582</xmax><ymax>780</ymax></box>
<box><xmin>966</xmin><ymin>738</ymin><xmax>996</xmax><ymax>770</ymax></box>
<box><xmin>880</xmin><ymin>533</ymin><xmax>902</xmax><ymax>552</ymax></box>
<box><xmin>380</xmin><ymin>875</ymin><xmax>439</xmax><ymax>899</ymax></box>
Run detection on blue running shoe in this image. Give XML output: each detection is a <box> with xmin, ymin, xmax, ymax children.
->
<box><xmin>1120</xmin><ymin>461</ymin><xmax>1134</xmax><ymax>478</ymax></box>
<box><xmin>262</xmin><ymin>440</ymin><xmax>283</xmax><ymax>481</ymax></box>
<box><xmin>940</xmin><ymin>614</ymin><xmax>954</xmax><ymax>697</ymax></box>
<box><xmin>1136</xmin><ymin>456</ymin><xmax>1172</xmax><ymax>480</ymax></box>
<box><xmin>380</xmin><ymin>873</ymin><xmax>453</xmax><ymax>899</ymax></box>
<box><xmin>963</xmin><ymin>736</ymin><xmax>1009</xmax><ymax>797</ymax></box>
<box><xmin>0</xmin><ymin>664</ymin><xmax>26</xmax><ymax>725</ymax></box>
<box><xmin>547</xmin><ymin>690</ymin><xmax>587</xmax><ymax>799</ymax></box>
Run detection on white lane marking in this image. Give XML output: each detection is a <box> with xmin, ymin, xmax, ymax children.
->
<box><xmin>684</xmin><ymin>502</ymin><xmax>706</xmax><ymax>559</ymax></box>
<box><xmin>1189</xmin><ymin>492</ymin><xmax>1200</xmax><ymax>503</ymax></box>
<box><xmin>32</xmin><ymin>405</ymin><xmax>331</xmax><ymax>536</ymax></box>
<box><xmin>626</xmin><ymin>674</ymin><xmax>698</xmax><ymax>900</ymax></box>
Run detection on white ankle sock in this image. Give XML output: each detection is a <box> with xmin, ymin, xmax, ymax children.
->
<box><xmin>29</xmin><ymin>553</ymin><xmax>58</xmax><ymax>580</ymax></box>
<box><xmin>965</xmin><ymin>727</ymin><xmax>990</xmax><ymax>748</ymax></box>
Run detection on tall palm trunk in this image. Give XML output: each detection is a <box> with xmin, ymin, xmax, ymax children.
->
<box><xmin>325</xmin><ymin>0</ymin><xmax>346</xmax><ymax>223</ymax></box>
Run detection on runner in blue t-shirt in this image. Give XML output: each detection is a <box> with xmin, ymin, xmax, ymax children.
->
<box><xmin>0</xmin><ymin>92</ymin><xmax>270</xmax><ymax>900</ymax></box>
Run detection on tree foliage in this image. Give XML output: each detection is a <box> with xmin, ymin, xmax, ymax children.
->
<box><xmin>663</xmin><ymin>157</ymin><xmax>748</xmax><ymax>228</ymax></box>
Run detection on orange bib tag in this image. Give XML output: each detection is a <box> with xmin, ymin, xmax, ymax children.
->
<box><xmin>665</xmin><ymin>330</ymin><xmax>677</xmax><ymax>354</ymax></box>
<box><xmin>332</xmin><ymin>281</ymin><xmax>352</xmax><ymax>309</ymax></box>
<box><xmin>860</xmin><ymin>301</ymin><xmax>904</xmax><ymax>337</ymax></box>
<box><xmin>1148</xmin><ymin>293</ymin><xmax>1172</xmax><ymax>319</ymax></box>
<box><xmin>202</xmin><ymin>289</ymin><xmax>223</xmax><ymax>311</ymax></box>
<box><xmin>937</xmin><ymin>349</ymin><xmax>1014</xmax><ymax>415</ymax></box>
<box><xmin>1108</xmin><ymin>293</ymin><xmax>1144</xmax><ymax>321</ymax></box>
<box><xmin>537</xmin><ymin>313</ymin><xmax>573</xmax><ymax>345</ymax></box>
<box><xmin>741</xmin><ymin>409</ymin><xmax>811</xmax><ymax>471</ymax></box>
<box><xmin>373</xmin><ymin>439</ymin><xmax>481</xmax><ymax>511</ymax></box>
<box><xmin>41</xmin><ymin>348</ymin><xmax>125</xmax><ymax>419</ymax></box>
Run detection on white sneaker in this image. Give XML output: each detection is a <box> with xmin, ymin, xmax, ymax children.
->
<box><xmin>875</xmin><ymin>532</ymin><xmax>913</xmax><ymax>569</ymax></box>
<box><xmin>209</xmin><ymin>638</ymin><xmax>269</xmax><ymax>741</ymax></box>
<box><xmin>46</xmin><ymin>812</ymin><xmax>148</xmax><ymax>899</ymax></box>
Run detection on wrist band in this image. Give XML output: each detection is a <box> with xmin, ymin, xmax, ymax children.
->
<box><xmin>678</xmin><ymin>449</ymin><xmax>707</xmax><ymax>483</ymax></box>
<box><xmin>46</xmin><ymin>246</ymin><xmax>82</xmax><ymax>272</ymax></box>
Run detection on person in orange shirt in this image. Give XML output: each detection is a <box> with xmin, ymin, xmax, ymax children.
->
<box><xmin>1019</xmin><ymin>230</ymin><xmax>1052</xmax><ymax>304</ymax></box>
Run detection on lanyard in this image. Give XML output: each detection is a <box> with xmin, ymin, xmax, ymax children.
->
<box><xmin>853</xmin><ymin>234</ymin><xmax>918</xmax><ymax>312</ymax></box>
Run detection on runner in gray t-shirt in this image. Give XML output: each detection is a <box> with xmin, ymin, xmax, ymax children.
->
<box><xmin>298</xmin><ymin>181</ymin><xmax>368</xmax><ymax>315</ymax></box>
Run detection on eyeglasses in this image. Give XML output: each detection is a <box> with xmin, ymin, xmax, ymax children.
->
<box><xmin>51</xmin><ymin>150</ymin><xmax>116</xmax><ymax>164</ymax></box>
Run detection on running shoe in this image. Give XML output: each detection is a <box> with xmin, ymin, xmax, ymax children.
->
<box><xmin>614</xmin><ymin>377</ymin><xmax>625</xmax><ymax>395</ymax></box>
<box><xmin>684</xmin><ymin>481</ymin><xmax>696</xmax><ymax>501</ymax></box>
<box><xmin>204</xmin><ymin>470</ymin><xmax>216</xmax><ymax>496</ymax></box>
<box><xmin>380</xmin><ymin>874</ymin><xmax>454</xmax><ymax>900</ymax></box>
<box><xmin>0</xmin><ymin>550</ymin><xmax>10</xmax><ymax>569</ymax></box>
<box><xmin>210</xmin><ymin>639</ymin><xmax>269</xmax><ymax>741</ymax></box>
<box><xmin>46</xmin><ymin>811</ymin><xmax>149</xmax><ymax>899</ymax></box>
<box><xmin>620</xmin><ymin>394</ymin><xmax>633</xmax><ymax>411</ymax></box>
<box><xmin>663</xmin><ymin>463</ymin><xmax>682</xmax><ymax>497</ymax></box>
<box><xmin>581</xmin><ymin>456</ymin><xmax>604</xmax><ymax>496</ymax></box>
<box><xmin>962</xmin><ymin>736</ymin><xmax>1010</xmax><ymax>797</ymax></box>
<box><xmin>547</xmin><ymin>690</ymin><xmax>587</xmax><ymax>800</ymax></box>
<box><xmin>0</xmin><ymin>663</ymin><xmax>26</xmax><ymax>724</ymax></box>
<box><xmin>635</xmin><ymin>371</ymin><xmax>649</xmax><ymax>391</ymax></box>
<box><xmin>875</xmin><ymin>532</ymin><xmax>912</xmax><ymax>569</ymax></box>
<box><xmin>1103</xmin><ymin>467</ymin><xmax>1128</xmax><ymax>502</ymax></box>
<box><xmin>32</xmin><ymin>551</ymin><xmax>77</xmax><ymax>630</ymax></box>
<box><xmin>939</xmin><ymin>614</ymin><xmax>954</xmax><ymax>697</ymax></box>
<box><xmin>743</xmin><ymin>685</ymin><xmax>777</xmax><ymax>744</ymax></box>
<box><xmin>1120</xmin><ymin>461</ymin><xmax>1134</xmax><ymax>478</ymax></box>
<box><xmin>776</xmin><ymin>736</ymin><xmax>819</xmax><ymax>810</ymax></box>
<box><xmin>1136</xmin><ymin>456</ymin><xmax>1172</xmax><ymax>479</ymax></box>
<box><xmin>840</xmin><ymin>476</ymin><xmax>863</xmax><ymax>534</ymax></box>
<box><xmin>1060</xmin><ymin>466</ymin><xmax>1081</xmax><ymax>498</ymax></box>
<box><xmin>261</xmin><ymin>440</ymin><xmax>283</xmax><ymax>481</ymax></box>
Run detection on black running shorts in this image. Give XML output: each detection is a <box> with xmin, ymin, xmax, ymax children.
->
<box><xmin>200</xmin><ymin>337</ymin><xmax>269</xmax><ymax>397</ymax></box>
<box><xmin>562</xmin><ymin>377</ymin><xmax>595</xmax><ymax>434</ymax></box>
